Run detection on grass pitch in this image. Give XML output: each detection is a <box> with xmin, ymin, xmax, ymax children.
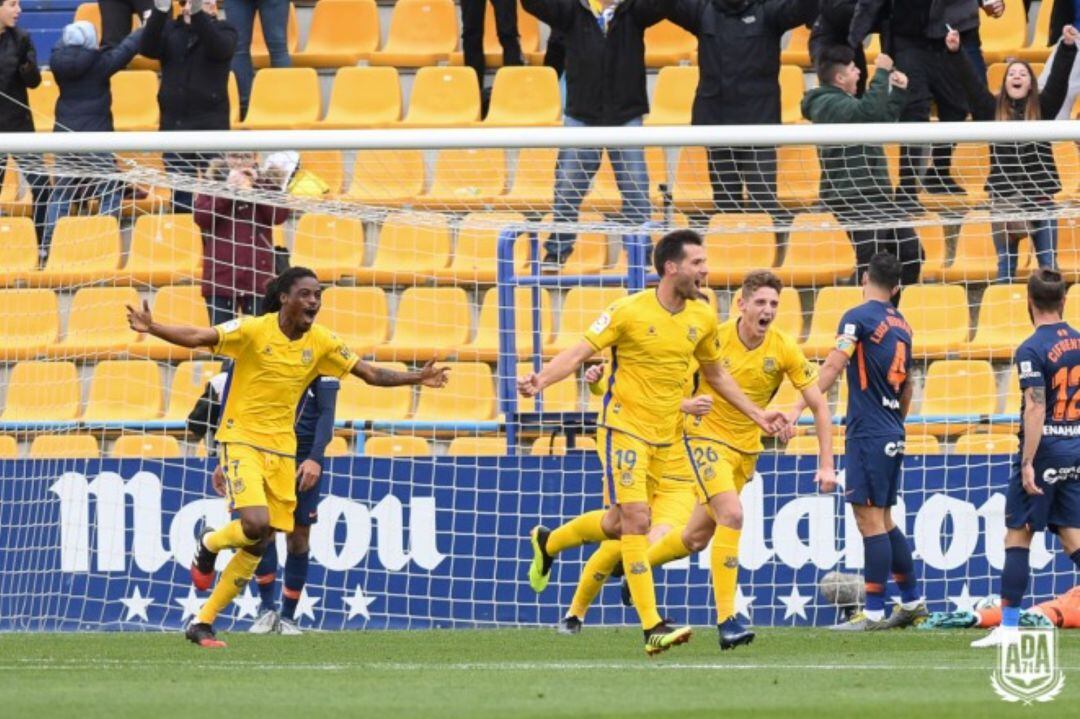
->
<box><xmin>0</xmin><ymin>628</ymin><xmax>1073</xmax><ymax>718</ymax></box>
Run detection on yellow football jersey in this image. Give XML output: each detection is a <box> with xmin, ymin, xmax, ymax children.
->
<box><xmin>584</xmin><ymin>290</ymin><xmax>721</xmax><ymax>445</ymax></box>
<box><xmin>686</xmin><ymin>317</ymin><xmax>817</xmax><ymax>453</ymax></box>
<box><xmin>213</xmin><ymin>314</ymin><xmax>359</xmax><ymax>455</ymax></box>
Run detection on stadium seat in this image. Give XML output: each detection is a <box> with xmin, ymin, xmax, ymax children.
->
<box><xmin>375</xmin><ymin>288</ymin><xmax>472</xmax><ymax>361</ymax></box>
<box><xmin>941</xmin><ymin>212</ymin><xmax>1011</xmax><ymax>283</ymax></box>
<box><xmin>27</xmin><ymin>69</ymin><xmax>57</xmax><ymax>131</ymax></box>
<box><xmin>1068</xmin><ymin>285</ymin><xmax>1080</xmax><ymax>324</ymax></box>
<box><xmin>324</xmin><ymin>436</ymin><xmax>350</xmax><ymax>457</ymax></box>
<box><xmin>0</xmin><ymin>289</ymin><xmax>57</xmax><ymax>361</ymax></box>
<box><xmin>412</xmin><ymin>362</ymin><xmax>496</xmax><ymax>421</ymax></box>
<box><xmin>800</xmin><ymin>286</ymin><xmax>863</xmax><ymax>358</ymax></box>
<box><xmin>1053</xmin><ymin>141</ymin><xmax>1079</xmax><ymax>202</ymax></box>
<box><xmin>291</xmin><ymin>213</ymin><xmax>365</xmax><ymax>282</ymax></box>
<box><xmin>318</xmin><ymin>287</ymin><xmax>390</xmax><ymax>356</ymax></box>
<box><xmin>483</xmin><ymin>67</ymin><xmax>561</xmax><ymax>126</ymax></box>
<box><xmin>238</xmin><ymin>68</ymin><xmax>321</xmax><ymax>129</ymax></box>
<box><xmin>784</xmin><ymin>433</ymin><xmax>845</xmax><ymax>456</ymax></box>
<box><xmin>0</xmin><ymin>435</ymin><xmax>16</xmax><ymax>458</ymax></box>
<box><xmin>250</xmin><ymin>1</ymin><xmax>300</xmax><ymax>68</ymax></box>
<box><xmin>344</xmin><ymin>150</ymin><xmax>424</xmax><ymax>205</ymax></box>
<box><xmin>297</xmin><ymin>151</ymin><xmax>345</xmax><ymax>196</ymax></box>
<box><xmin>29</xmin><ymin>434</ymin><xmax>100</xmax><ymax>459</ymax></box>
<box><xmin>115</xmin><ymin>152</ymin><xmax>171</xmax><ymax>216</ymax></box>
<box><xmin>370</xmin><ymin>0</ymin><xmax>458</xmax><ymax>67</ymax></box>
<box><xmin>918</xmin><ymin>360</ymin><xmax>998</xmax><ymax>436</ymax></box>
<box><xmin>111</xmin><ymin>434</ymin><xmax>182</xmax><ymax>458</ymax></box>
<box><xmin>915</xmin><ymin>213</ymin><xmax>947</xmax><ymax>282</ymax></box>
<box><xmin>538</xmin><ymin>213</ymin><xmax>609</xmax><ymax>275</ymax></box>
<box><xmin>966</xmin><ymin>284</ymin><xmax>1031</xmax><ymax>359</ymax></box>
<box><xmin>903</xmin><ymin>433</ymin><xmax>942</xmax><ymax>455</ymax></box>
<box><xmin>0</xmin><ymin>217</ymin><xmax>42</xmax><ymax>285</ymax></box>
<box><xmin>401</xmin><ymin>67</ymin><xmax>481</xmax><ymax>127</ymax></box>
<box><xmin>120</xmin><ymin>213</ymin><xmax>201</xmax><ymax>285</ymax></box>
<box><xmin>671</xmin><ymin>146</ymin><xmax>713</xmax><ymax>212</ymax></box>
<box><xmin>954</xmin><ymin>432</ymin><xmax>1020</xmax><ymax>455</ymax></box>
<box><xmin>704</xmin><ymin>214</ymin><xmax>777</xmax><ymax>286</ymax></box>
<box><xmin>432</xmin><ymin>212</ymin><xmax>529</xmax><ymax>284</ymax></box>
<box><xmin>364</xmin><ymin>435</ymin><xmax>431</xmax><ymax>457</ymax></box>
<box><xmin>336</xmin><ymin>362</ymin><xmax>413</xmax><ymax>421</ymax></box>
<box><xmin>228</xmin><ymin>72</ymin><xmax>240</xmax><ymax>128</ymax></box>
<box><xmin>356</xmin><ymin>212</ymin><xmax>451</xmax><ymax>284</ymax></box>
<box><xmin>318</xmin><ymin>67</ymin><xmax>401</xmax><ymax>128</ymax></box>
<box><xmin>979</xmin><ymin>1</ymin><xmax>1027</xmax><ymax>63</ymax></box>
<box><xmin>129</xmin><ymin>285</ymin><xmax>210</xmax><ymax>360</ymax></box>
<box><xmin>921</xmin><ymin>143</ymin><xmax>989</xmax><ymax>209</ymax></box>
<box><xmin>516</xmin><ymin>361</ymin><xmax>580</xmax><ymax>413</ymax></box>
<box><xmin>416</xmin><ymin>149</ymin><xmax>507</xmax><ymax>208</ymax></box>
<box><xmin>32</xmin><ymin>215</ymin><xmax>121</xmax><ymax>287</ymax></box>
<box><xmin>447</xmin><ymin>436</ymin><xmax>508</xmax><ymax>456</ymax></box>
<box><xmin>111</xmin><ymin>71</ymin><xmax>159</xmax><ymax>131</ymax></box>
<box><xmin>986</xmin><ymin>62</ymin><xmax>1044</xmax><ymax>91</ymax></box>
<box><xmin>645</xmin><ymin>66</ymin><xmax>698</xmax><ymax>126</ymax></box>
<box><xmin>1017</xmin><ymin>0</ymin><xmax>1054</xmax><ymax>63</ymax></box>
<box><xmin>780</xmin><ymin>65</ymin><xmax>807</xmax><ymax>124</ymax></box>
<box><xmin>0</xmin><ymin>157</ymin><xmax>29</xmax><ymax>216</ymax></box>
<box><xmin>780</xmin><ymin>25</ymin><xmax>811</xmax><ymax>66</ymax></box>
<box><xmin>644</xmin><ymin>20</ymin><xmax>696</xmax><ymax>66</ymax></box>
<box><xmin>1056</xmin><ymin>216</ymin><xmax>1080</xmax><ymax>280</ymax></box>
<box><xmin>726</xmin><ymin>286</ymin><xmax>803</xmax><ymax>340</ymax></box>
<box><xmin>82</xmin><ymin>360</ymin><xmax>163</xmax><ymax>422</ymax></box>
<box><xmin>2</xmin><ymin>361</ymin><xmax>81</xmax><ymax>422</ymax></box>
<box><xmin>901</xmin><ymin>284</ymin><xmax>969</xmax><ymax>358</ymax></box>
<box><xmin>450</xmin><ymin>1</ymin><xmax>540</xmax><ymax>67</ymax></box>
<box><xmin>1003</xmin><ymin>363</ymin><xmax>1021</xmax><ymax>418</ymax></box>
<box><xmin>777</xmin><ymin>145</ymin><xmax>821</xmax><ymax>208</ymax></box>
<box><xmin>497</xmin><ymin>148</ymin><xmax>557</xmax><ymax>210</ymax></box>
<box><xmin>48</xmin><ymin>287</ymin><xmax>140</xmax><ymax>358</ymax></box>
<box><xmin>776</xmin><ymin>213</ymin><xmax>855</xmax><ymax>287</ymax></box>
<box><xmin>580</xmin><ymin>150</ymin><xmax>659</xmax><ymax>214</ymax></box>
<box><xmin>292</xmin><ymin>0</ymin><xmax>379</xmax><ymax>67</ymax></box>
<box><xmin>530</xmin><ymin>435</ymin><xmax>597</xmax><ymax>455</ymax></box>
<box><xmin>545</xmin><ymin>287</ymin><xmax>628</xmax><ymax>355</ymax></box>
<box><xmin>163</xmin><ymin>360</ymin><xmax>222</xmax><ymax>420</ymax></box>
<box><xmin>458</xmin><ymin>288</ymin><xmax>554</xmax><ymax>361</ymax></box>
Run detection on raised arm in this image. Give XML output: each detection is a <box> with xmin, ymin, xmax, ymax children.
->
<box><xmin>1039</xmin><ymin>26</ymin><xmax>1079</xmax><ymax>118</ymax></box>
<box><xmin>139</xmin><ymin>5</ymin><xmax>169</xmax><ymax>60</ymax></box>
<box><xmin>101</xmin><ymin>28</ymin><xmax>145</xmax><ymax>76</ymax></box>
<box><xmin>518</xmin><ymin>341</ymin><xmax>596</xmax><ymax>397</ymax></box>
<box><xmin>126</xmin><ymin>300</ymin><xmax>219</xmax><ymax>348</ymax></box>
<box><xmin>351</xmin><ymin>358</ymin><xmax>449</xmax><ymax>387</ymax></box>
<box><xmin>945</xmin><ymin>29</ymin><xmax>996</xmax><ymax>120</ymax></box>
<box><xmin>1020</xmin><ymin>386</ymin><xmax>1046</xmax><ymax>496</ymax></box>
<box><xmin>190</xmin><ymin>9</ymin><xmax>238</xmax><ymax>62</ymax></box>
<box><xmin>698</xmin><ymin>360</ymin><xmax>787</xmax><ymax>434</ymax></box>
<box><xmin>764</xmin><ymin>0</ymin><xmax>819</xmax><ymax>32</ymax></box>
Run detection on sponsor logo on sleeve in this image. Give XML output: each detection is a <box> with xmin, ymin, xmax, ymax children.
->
<box><xmin>589</xmin><ymin>312</ymin><xmax>612</xmax><ymax>335</ymax></box>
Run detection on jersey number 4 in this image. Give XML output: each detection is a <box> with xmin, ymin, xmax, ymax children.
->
<box><xmin>887</xmin><ymin>342</ymin><xmax>908</xmax><ymax>393</ymax></box>
<box><xmin>1051</xmin><ymin>365</ymin><xmax>1080</xmax><ymax>422</ymax></box>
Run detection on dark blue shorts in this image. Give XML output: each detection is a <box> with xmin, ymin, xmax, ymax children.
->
<box><xmin>844</xmin><ymin>436</ymin><xmax>904</xmax><ymax>507</ymax></box>
<box><xmin>293</xmin><ymin>448</ymin><xmax>322</xmax><ymax>527</ymax></box>
<box><xmin>1005</xmin><ymin>456</ymin><xmax>1080</xmax><ymax>532</ymax></box>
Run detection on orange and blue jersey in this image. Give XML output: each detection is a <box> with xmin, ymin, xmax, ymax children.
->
<box><xmin>1015</xmin><ymin>321</ymin><xmax>1080</xmax><ymax>460</ymax></box>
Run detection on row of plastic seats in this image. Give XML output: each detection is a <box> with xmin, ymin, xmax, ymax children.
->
<box><xmin>783</xmin><ymin>431</ymin><xmax>1021</xmax><ymax>456</ymax></box>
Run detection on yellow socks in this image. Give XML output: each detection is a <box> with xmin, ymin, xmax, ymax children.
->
<box><xmin>568</xmin><ymin>539</ymin><xmax>623</xmax><ymax>619</ymax></box>
<box><xmin>646</xmin><ymin>528</ymin><xmax>691</xmax><ymax>569</ymax></box>
<box><xmin>196</xmin><ymin>547</ymin><xmax>262</xmax><ymax>625</ymax></box>
<box><xmin>546</xmin><ymin>509</ymin><xmax>607</xmax><ymax>556</ymax></box>
<box><xmin>622</xmin><ymin>533</ymin><xmax>662</xmax><ymax>629</ymax></box>
<box><xmin>203</xmin><ymin>519</ymin><xmax>259</xmax><ymax>553</ymax></box>
<box><xmin>712</xmin><ymin>525</ymin><xmax>741</xmax><ymax>623</ymax></box>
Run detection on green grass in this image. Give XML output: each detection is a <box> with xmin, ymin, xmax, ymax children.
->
<box><xmin>0</xmin><ymin>628</ymin><xmax>1074</xmax><ymax>718</ymax></box>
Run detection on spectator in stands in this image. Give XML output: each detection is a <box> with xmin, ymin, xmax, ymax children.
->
<box><xmin>803</xmin><ymin>46</ymin><xmax>923</xmax><ymax>289</ymax></box>
<box><xmin>522</xmin><ymin>0</ymin><xmax>666</xmax><ymax>271</ymax></box>
<box><xmin>0</xmin><ymin>0</ymin><xmax>51</xmax><ymax>245</ymax></box>
<box><xmin>948</xmin><ymin>25</ymin><xmax>1078</xmax><ymax>281</ymax></box>
<box><xmin>225</xmin><ymin>0</ymin><xmax>291</xmax><ymax>117</ymax></box>
<box><xmin>1046</xmin><ymin>0</ymin><xmax>1080</xmax><ymax>118</ymax></box>
<box><xmin>665</xmin><ymin>0</ymin><xmax>818</xmax><ymax>219</ymax></box>
<box><xmin>195</xmin><ymin>151</ymin><xmax>291</xmax><ymax>325</ymax></box>
<box><xmin>141</xmin><ymin>0</ymin><xmax>236</xmax><ymax>213</ymax></box>
<box><xmin>462</xmin><ymin>0</ymin><xmax>524</xmax><ymax>113</ymax></box>
<box><xmin>43</xmin><ymin>20</ymin><xmax>144</xmax><ymax>262</ymax></box>
<box><xmin>99</xmin><ymin>0</ymin><xmax>152</xmax><ymax>48</ymax></box>
<box><xmin>810</xmin><ymin>0</ymin><xmax>872</xmax><ymax>97</ymax></box>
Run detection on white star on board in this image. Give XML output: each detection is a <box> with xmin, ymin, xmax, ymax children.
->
<box><xmin>734</xmin><ymin>586</ymin><xmax>755</xmax><ymax>621</ymax></box>
<box><xmin>779</xmin><ymin>586</ymin><xmax>811</xmax><ymax>621</ymax></box>
<box><xmin>344</xmin><ymin>585</ymin><xmax>377</xmax><ymax>621</ymax></box>
<box><xmin>233</xmin><ymin>587</ymin><xmax>261</xmax><ymax>619</ymax></box>
<box><xmin>175</xmin><ymin>587</ymin><xmax>205</xmax><ymax>622</ymax></box>
<box><xmin>119</xmin><ymin>587</ymin><xmax>153</xmax><ymax>622</ymax></box>
<box><xmin>295</xmin><ymin>589</ymin><xmax>321</xmax><ymax>622</ymax></box>
<box><xmin>948</xmin><ymin>583</ymin><xmax>981</xmax><ymax>614</ymax></box>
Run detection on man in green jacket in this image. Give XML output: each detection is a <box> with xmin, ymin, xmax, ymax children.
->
<box><xmin>801</xmin><ymin>45</ymin><xmax>922</xmax><ymax>289</ymax></box>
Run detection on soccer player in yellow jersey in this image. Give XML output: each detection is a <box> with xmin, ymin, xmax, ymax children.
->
<box><xmin>125</xmin><ymin>267</ymin><xmax>448</xmax><ymax>648</ymax></box>
<box><xmin>641</xmin><ymin>270</ymin><xmax>837</xmax><ymax>650</ymax></box>
<box><xmin>518</xmin><ymin>231</ymin><xmax>788</xmax><ymax>655</ymax></box>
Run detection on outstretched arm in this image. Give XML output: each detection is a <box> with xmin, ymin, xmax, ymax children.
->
<box><xmin>352</xmin><ymin>358</ymin><xmax>449</xmax><ymax>387</ymax></box>
<box><xmin>126</xmin><ymin>300</ymin><xmax>218</xmax><ymax>348</ymax></box>
<box><xmin>698</xmin><ymin>360</ymin><xmax>787</xmax><ymax>434</ymax></box>
<box><xmin>518</xmin><ymin>341</ymin><xmax>596</xmax><ymax>397</ymax></box>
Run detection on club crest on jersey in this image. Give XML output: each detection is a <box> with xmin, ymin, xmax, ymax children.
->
<box><xmin>620</xmin><ymin>471</ymin><xmax>634</xmax><ymax>487</ymax></box>
<box><xmin>301</xmin><ymin>349</ymin><xmax>313</xmax><ymax>365</ymax></box>
<box><xmin>763</xmin><ymin>357</ymin><xmax>778</xmax><ymax>374</ymax></box>
<box><xmin>703</xmin><ymin>466</ymin><xmax>716</xmax><ymax>481</ymax></box>
<box><xmin>261</xmin><ymin>346</ymin><xmax>273</xmax><ymax>356</ymax></box>
<box><xmin>687</xmin><ymin>326</ymin><xmax>699</xmax><ymax>342</ymax></box>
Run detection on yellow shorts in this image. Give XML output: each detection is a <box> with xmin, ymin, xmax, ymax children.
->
<box><xmin>677</xmin><ymin>436</ymin><xmax>759</xmax><ymax>504</ymax></box>
<box><xmin>220</xmin><ymin>442</ymin><xmax>297</xmax><ymax>533</ymax></box>
<box><xmin>596</xmin><ymin>427</ymin><xmax>669</xmax><ymax>506</ymax></box>
<box><xmin>651</xmin><ymin>475</ymin><xmax>696</xmax><ymax>529</ymax></box>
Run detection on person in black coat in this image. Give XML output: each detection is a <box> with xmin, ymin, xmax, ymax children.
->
<box><xmin>99</xmin><ymin>0</ymin><xmax>153</xmax><ymax>48</ymax></box>
<box><xmin>810</xmin><ymin>0</ymin><xmax>872</xmax><ymax>97</ymax></box>
<box><xmin>665</xmin><ymin>0</ymin><xmax>818</xmax><ymax>219</ymax></box>
<box><xmin>141</xmin><ymin>0</ymin><xmax>236</xmax><ymax>211</ymax></box>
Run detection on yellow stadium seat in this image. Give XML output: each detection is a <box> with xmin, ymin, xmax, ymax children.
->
<box><xmin>297</xmin><ymin>151</ymin><xmax>345</xmax><ymax>197</ymax></box>
<box><xmin>293</xmin><ymin>0</ymin><xmax>379</xmax><ymax>67</ymax></box>
<box><xmin>291</xmin><ymin>213</ymin><xmax>364</xmax><ymax>282</ymax></box>
<box><xmin>1003</xmin><ymin>363</ymin><xmax>1021</xmax><ymax>416</ymax></box>
<box><xmin>2</xmin><ymin>361</ymin><xmax>80</xmax><ymax>422</ymax></box>
<box><xmin>904</xmin><ymin>433</ymin><xmax>943</xmax><ymax>455</ymax></box>
<box><xmin>777</xmin><ymin>145</ymin><xmax>821</xmax><ymax>208</ymax></box>
<box><xmin>115</xmin><ymin>152</ymin><xmax>171</xmax><ymax>217</ymax></box>
<box><xmin>228</xmin><ymin>72</ymin><xmax>240</xmax><ymax>128</ymax></box>
<box><xmin>672</xmin><ymin>146</ymin><xmax>712</xmax><ymax>212</ymax></box>
<box><xmin>459</xmin><ymin>288</ymin><xmax>553</xmax><ymax>361</ymax></box>
<box><xmin>784</xmin><ymin>433</ymin><xmax>845</xmax><ymax>456</ymax></box>
<box><xmin>915</xmin><ymin>213</ymin><xmax>947</xmax><ymax>282</ymax></box>
<box><xmin>581</xmin><ymin>150</ymin><xmax>667</xmax><ymax>213</ymax></box>
<box><xmin>250</xmin><ymin>1</ymin><xmax>300</xmax><ymax>68</ymax></box>
<box><xmin>164</xmin><ymin>360</ymin><xmax>222</xmax><ymax>420</ymax></box>
<box><xmin>0</xmin><ymin>157</ymin><xmax>30</xmax><ymax>217</ymax></box>
<box><xmin>128</xmin><ymin>285</ymin><xmax>210</xmax><ymax>360</ymax></box>
<box><xmin>82</xmin><ymin>360</ymin><xmax>163</xmax><ymax>422</ymax></box>
<box><xmin>344</xmin><ymin>150</ymin><xmax>424</xmax><ymax>205</ymax></box>
<box><xmin>0</xmin><ymin>216</ymin><xmax>39</xmax><ymax>285</ymax></box>
<box><xmin>966</xmin><ymin>284</ymin><xmax>1032</xmax><ymax>360</ymax></box>
<box><xmin>1068</xmin><ymin>285</ymin><xmax>1080</xmax><ymax>324</ymax></box>
<box><xmin>318</xmin><ymin>287</ymin><xmax>390</xmax><ymax>356</ymax></box>
<box><xmin>416</xmin><ymin>149</ymin><xmax>507</xmax><ymax>208</ymax></box>
<box><xmin>239</xmin><ymin>68</ymin><xmax>320</xmax><ymax>129</ymax></box>
<box><xmin>365</xmin><ymin>435</ymin><xmax>431</xmax><ymax>457</ymax></box>
<box><xmin>48</xmin><ymin>287</ymin><xmax>139</xmax><ymax>358</ymax></box>
<box><xmin>111</xmin><ymin>71</ymin><xmax>159</xmax><ymax>130</ymax></box>
<box><xmin>497</xmin><ymin>147</ymin><xmax>556</xmax><ymax>210</ymax></box>
<box><xmin>401</xmin><ymin>67</ymin><xmax>481</xmax><ymax>127</ymax></box>
<box><xmin>433</xmin><ymin>212</ymin><xmax>529</xmax><ymax>284</ymax></box>
<box><xmin>318</xmin><ymin>67</ymin><xmax>401</xmax><ymax>128</ymax></box>
<box><xmin>921</xmin><ymin>143</ymin><xmax>989</xmax><ymax>209</ymax></box>
<box><xmin>979</xmin><ymin>1</ymin><xmax>1027</xmax><ymax>63</ymax></box>
<box><xmin>727</xmin><ymin>286</ymin><xmax>803</xmax><ymax>340</ymax></box>
<box><xmin>954</xmin><ymin>432</ymin><xmax>1019</xmax><ymax>455</ymax></box>
<box><xmin>516</xmin><ymin>361</ymin><xmax>580</xmax><ymax>413</ymax></box>
<box><xmin>777</xmin><ymin>213</ymin><xmax>855</xmax><ymax>287</ymax></box>
<box><xmin>530</xmin><ymin>435</ymin><xmax>597</xmax><ymax>455</ymax></box>
<box><xmin>901</xmin><ymin>284</ymin><xmax>969</xmax><ymax>359</ymax></box>
<box><xmin>337</xmin><ymin>362</ymin><xmax>413</xmax><ymax>421</ymax></box>
<box><xmin>1017</xmin><ymin>0</ymin><xmax>1054</xmax><ymax>63</ymax></box>
<box><xmin>370</xmin><ymin>0</ymin><xmax>458</xmax><ymax>67</ymax></box>
<box><xmin>1053</xmin><ymin>141</ymin><xmax>1079</xmax><ymax>202</ymax></box>
<box><xmin>704</xmin><ymin>214</ymin><xmax>777</xmax><ymax>286</ymax></box>
<box><xmin>1056</xmin><ymin>216</ymin><xmax>1080</xmax><ymax>280</ymax></box>
<box><xmin>538</xmin><ymin>212</ymin><xmax>609</xmax><ymax>275</ymax></box>
<box><xmin>800</xmin><ymin>286</ymin><xmax>863</xmax><ymax>358</ymax></box>
<box><xmin>29</xmin><ymin>434</ymin><xmax>100</xmax><ymax>459</ymax></box>
<box><xmin>644</xmin><ymin>20</ymin><xmax>696</xmax><ymax>66</ymax></box>
<box><xmin>324</xmin><ymin>435</ymin><xmax>350</xmax><ymax>457</ymax></box>
<box><xmin>447</xmin><ymin>436</ymin><xmax>508</xmax><ymax>456</ymax></box>
<box><xmin>780</xmin><ymin>65</ymin><xmax>807</xmax><ymax>124</ymax></box>
<box><xmin>375</xmin><ymin>288</ymin><xmax>472</xmax><ymax>361</ymax></box>
<box><xmin>483</xmin><ymin>66</ymin><xmax>561</xmax><ymax>126</ymax></box>
<box><xmin>450</xmin><ymin>2</ymin><xmax>540</xmax><ymax>66</ymax></box>
<box><xmin>112</xmin><ymin>434</ymin><xmax>182</xmax><ymax>458</ymax></box>
<box><xmin>28</xmin><ymin>69</ymin><xmax>58</xmax><ymax>131</ymax></box>
<box><xmin>412</xmin><ymin>362</ymin><xmax>496</xmax><ymax>421</ymax></box>
<box><xmin>941</xmin><ymin>212</ymin><xmax>1010</xmax><ymax>283</ymax></box>
<box><xmin>0</xmin><ymin>435</ymin><xmax>16</xmax><ymax>458</ymax></box>
<box><xmin>32</xmin><ymin>215</ymin><xmax>121</xmax><ymax>287</ymax></box>
<box><xmin>120</xmin><ymin>213</ymin><xmax>201</xmax><ymax>285</ymax></box>
<box><xmin>356</xmin><ymin>212</ymin><xmax>452</xmax><ymax>285</ymax></box>
<box><xmin>646</xmin><ymin>66</ymin><xmax>698</xmax><ymax>126</ymax></box>
<box><xmin>0</xmin><ymin>289</ymin><xmax>56</xmax><ymax>361</ymax></box>
<box><xmin>545</xmin><ymin>287</ymin><xmax>628</xmax><ymax>355</ymax></box>
<box><xmin>780</xmin><ymin>25</ymin><xmax>811</xmax><ymax>66</ymax></box>
<box><xmin>918</xmin><ymin>360</ymin><xmax>998</xmax><ymax>436</ymax></box>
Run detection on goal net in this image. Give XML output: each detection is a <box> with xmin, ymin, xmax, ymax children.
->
<box><xmin>1</xmin><ymin>123</ymin><xmax>1078</xmax><ymax>631</ymax></box>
